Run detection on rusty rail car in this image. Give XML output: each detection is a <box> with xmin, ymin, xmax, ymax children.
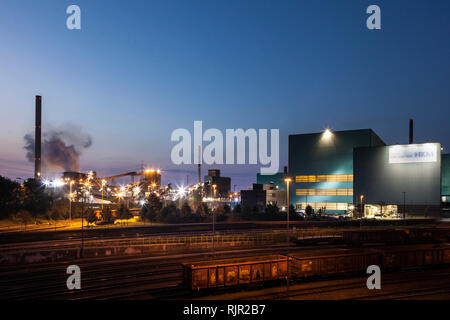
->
<box><xmin>290</xmin><ymin>249</ymin><xmax>381</xmax><ymax>278</ymax></box>
<box><xmin>182</xmin><ymin>255</ymin><xmax>290</xmax><ymax>290</ymax></box>
<box><xmin>343</xmin><ymin>227</ymin><xmax>450</xmax><ymax>246</ymax></box>
<box><xmin>183</xmin><ymin>245</ymin><xmax>450</xmax><ymax>291</ymax></box>
<box><xmin>381</xmin><ymin>244</ymin><xmax>450</xmax><ymax>269</ymax></box>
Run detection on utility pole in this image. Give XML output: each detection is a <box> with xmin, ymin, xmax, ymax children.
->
<box><xmin>80</xmin><ymin>189</ymin><xmax>85</xmax><ymax>258</ymax></box>
<box><xmin>403</xmin><ymin>192</ymin><xmax>406</xmax><ymax>219</ymax></box>
<box><xmin>212</xmin><ymin>208</ymin><xmax>215</xmax><ymax>255</ymax></box>
<box><xmin>284</xmin><ymin>177</ymin><xmax>292</xmax><ymax>298</ymax></box>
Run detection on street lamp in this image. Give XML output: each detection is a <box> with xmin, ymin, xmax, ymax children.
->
<box><xmin>212</xmin><ymin>184</ymin><xmax>217</xmax><ymax>199</ymax></box>
<box><xmin>284</xmin><ymin>177</ymin><xmax>292</xmax><ymax>298</ymax></box>
<box><xmin>360</xmin><ymin>195</ymin><xmax>364</xmax><ymax>217</ymax></box>
<box><xmin>360</xmin><ymin>195</ymin><xmax>364</xmax><ymax>229</ymax></box>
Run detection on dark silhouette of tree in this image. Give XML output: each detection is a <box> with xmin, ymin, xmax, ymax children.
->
<box><xmin>196</xmin><ymin>203</ymin><xmax>210</xmax><ymax>218</ymax></box>
<box><xmin>159</xmin><ymin>203</ymin><xmax>179</xmax><ymax>223</ymax></box>
<box><xmin>0</xmin><ymin>176</ymin><xmax>21</xmax><ymax>219</ymax></box>
<box><xmin>86</xmin><ymin>208</ymin><xmax>98</xmax><ymax>225</ymax></box>
<box><xmin>223</xmin><ymin>204</ymin><xmax>231</xmax><ymax>214</ymax></box>
<box><xmin>117</xmin><ymin>204</ymin><xmax>133</xmax><ymax>224</ymax></box>
<box><xmin>141</xmin><ymin>193</ymin><xmax>162</xmax><ymax>223</ymax></box>
<box><xmin>22</xmin><ymin>179</ymin><xmax>52</xmax><ymax>223</ymax></box>
<box><xmin>241</xmin><ymin>205</ymin><xmax>252</xmax><ymax>220</ymax></box>
<box><xmin>102</xmin><ymin>206</ymin><xmax>113</xmax><ymax>223</ymax></box>
<box><xmin>180</xmin><ymin>202</ymin><xmax>193</xmax><ymax>222</ymax></box>
<box><xmin>265</xmin><ymin>203</ymin><xmax>280</xmax><ymax>220</ymax></box>
<box><xmin>14</xmin><ymin>210</ymin><xmax>33</xmax><ymax>230</ymax></box>
<box><xmin>215</xmin><ymin>206</ymin><xmax>227</xmax><ymax>222</ymax></box>
<box><xmin>305</xmin><ymin>205</ymin><xmax>314</xmax><ymax>216</ymax></box>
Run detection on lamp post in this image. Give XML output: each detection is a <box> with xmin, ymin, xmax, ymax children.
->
<box><xmin>360</xmin><ymin>195</ymin><xmax>364</xmax><ymax>229</ymax></box>
<box><xmin>284</xmin><ymin>177</ymin><xmax>292</xmax><ymax>298</ymax></box>
<box><xmin>403</xmin><ymin>192</ymin><xmax>406</xmax><ymax>219</ymax></box>
<box><xmin>80</xmin><ymin>187</ymin><xmax>85</xmax><ymax>258</ymax></box>
<box><xmin>212</xmin><ymin>207</ymin><xmax>215</xmax><ymax>255</ymax></box>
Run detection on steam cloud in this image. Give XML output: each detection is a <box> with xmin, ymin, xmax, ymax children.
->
<box><xmin>24</xmin><ymin>124</ymin><xmax>92</xmax><ymax>172</ymax></box>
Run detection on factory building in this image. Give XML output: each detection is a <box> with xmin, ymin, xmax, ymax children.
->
<box><xmin>442</xmin><ymin>154</ymin><xmax>450</xmax><ymax>212</ymax></box>
<box><xmin>289</xmin><ymin>129</ymin><xmax>385</xmax><ymax>214</ymax></box>
<box><xmin>241</xmin><ymin>184</ymin><xmax>266</xmax><ymax>212</ymax></box>
<box><xmin>204</xmin><ymin>169</ymin><xmax>231</xmax><ymax>198</ymax></box>
<box><xmin>287</xmin><ymin>128</ymin><xmax>449</xmax><ymax>218</ymax></box>
<box><xmin>354</xmin><ymin>143</ymin><xmax>442</xmax><ymax>217</ymax></box>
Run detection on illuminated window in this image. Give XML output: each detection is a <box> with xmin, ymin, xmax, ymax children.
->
<box><xmin>295</xmin><ymin>189</ymin><xmax>353</xmax><ymax>196</ymax></box>
<box><xmin>296</xmin><ymin>202</ymin><xmax>351</xmax><ymax>211</ymax></box>
<box><xmin>295</xmin><ymin>174</ymin><xmax>353</xmax><ymax>182</ymax></box>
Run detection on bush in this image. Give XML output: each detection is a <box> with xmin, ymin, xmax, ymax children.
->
<box><xmin>14</xmin><ymin>210</ymin><xmax>33</xmax><ymax>230</ymax></box>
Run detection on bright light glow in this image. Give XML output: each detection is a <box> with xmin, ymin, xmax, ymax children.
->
<box><xmin>177</xmin><ymin>186</ymin><xmax>186</xmax><ymax>198</ymax></box>
<box><xmin>323</xmin><ymin>128</ymin><xmax>332</xmax><ymax>139</ymax></box>
<box><xmin>53</xmin><ymin>179</ymin><xmax>64</xmax><ymax>187</ymax></box>
<box><xmin>284</xmin><ymin>177</ymin><xmax>292</xmax><ymax>183</ymax></box>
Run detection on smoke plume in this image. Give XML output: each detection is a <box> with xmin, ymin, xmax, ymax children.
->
<box><xmin>24</xmin><ymin>124</ymin><xmax>92</xmax><ymax>172</ymax></box>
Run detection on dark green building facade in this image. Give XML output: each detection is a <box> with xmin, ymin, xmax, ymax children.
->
<box><xmin>288</xmin><ymin>129</ymin><xmax>385</xmax><ymax>213</ymax></box>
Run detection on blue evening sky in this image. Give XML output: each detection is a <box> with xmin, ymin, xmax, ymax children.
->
<box><xmin>0</xmin><ymin>0</ymin><xmax>449</xmax><ymax>189</ymax></box>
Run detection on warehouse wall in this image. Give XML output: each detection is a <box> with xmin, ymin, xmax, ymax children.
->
<box><xmin>442</xmin><ymin>153</ymin><xmax>450</xmax><ymax>196</ymax></box>
<box><xmin>354</xmin><ymin>143</ymin><xmax>441</xmax><ymax>216</ymax></box>
<box><xmin>288</xmin><ymin>129</ymin><xmax>385</xmax><ymax>213</ymax></box>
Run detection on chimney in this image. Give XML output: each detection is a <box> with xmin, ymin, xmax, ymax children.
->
<box><xmin>35</xmin><ymin>95</ymin><xmax>42</xmax><ymax>180</ymax></box>
<box><xmin>409</xmin><ymin>119</ymin><xmax>413</xmax><ymax>144</ymax></box>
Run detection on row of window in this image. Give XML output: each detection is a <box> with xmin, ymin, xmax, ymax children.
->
<box><xmin>296</xmin><ymin>202</ymin><xmax>351</xmax><ymax>211</ymax></box>
<box><xmin>295</xmin><ymin>174</ymin><xmax>353</xmax><ymax>183</ymax></box>
<box><xmin>296</xmin><ymin>189</ymin><xmax>353</xmax><ymax>196</ymax></box>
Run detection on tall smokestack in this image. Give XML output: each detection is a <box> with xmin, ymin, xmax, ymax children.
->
<box><xmin>35</xmin><ymin>95</ymin><xmax>42</xmax><ymax>179</ymax></box>
<box><xmin>409</xmin><ymin>119</ymin><xmax>413</xmax><ymax>144</ymax></box>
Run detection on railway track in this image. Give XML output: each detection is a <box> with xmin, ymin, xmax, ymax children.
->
<box><xmin>197</xmin><ymin>267</ymin><xmax>450</xmax><ymax>300</ymax></box>
<box><xmin>1</xmin><ymin>245</ymin><xmax>347</xmax><ymax>300</ymax></box>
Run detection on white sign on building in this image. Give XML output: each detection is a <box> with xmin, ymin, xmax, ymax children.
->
<box><xmin>389</xmin><ymin>143</ymin><xmax>438</xmax><ymax>164</ymax></box>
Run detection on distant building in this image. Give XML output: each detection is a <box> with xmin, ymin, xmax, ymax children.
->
<box><xmin>257</xmin><ymin>172</ymin><xmax>286</xmax><ymax>191</ymax></box>
<box><xmin>289</xmin><ymin>129</ymin><xmax>384</xmax><ymax>215</ymax></box>
<box><xmin>204</xmin><ymin>169</ymin><xmax>231</xmax><ymax>198</ymax></box>
<box><xmin>289</xmin><ymin>128</ymin><xmax>448</xmax><ymax>217</ymax></box>
<box><xmin>442</xmin><ymin>154</ymin><xmax>450</xmax><ymax>213</ymax></box>
<box><xmin>263</xmin><ymin>183</ymin><xmax>287</xmax><ymax>209</ymax></box>
<box><xmin>142</xmin><ymin>169</ymin><xmax>161</xmax><ymax>189</ymax></box>
<box><xmin>240</xmin><ymin>184</ymin><xmax>266</xmax><ymax>212</ymax></box>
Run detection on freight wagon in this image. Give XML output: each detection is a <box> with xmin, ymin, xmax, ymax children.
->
<box><xmin>381</xmin><ymin>244</ymin><xmax>450</xmax><ymax>269</ymax></box>
<box><xmin>182</xmin><ymin>255</ymin><xmax>290</xmax><ymax>290</ymax></box>
<box><xmin>406</xmin><ymin>227</ymin><xmax>449</xmax><ymax>244</ymax></box>
<box><xmin>182</xmin><ymin>245</ymin><xmax>450</xmax><ymax>291</ymax></box>
<box><xmin>344</xmin><ymin>228</ymin><xmax>450</xmax><ymax>246</ymax></box>
<box><xmin>290</xmin><ymin>249</ymin><xmax>381</xmax><ymax>279</ymax></box>
<box><xmin>343</xmin><ymin>229</ymin><xmax>407</xmax><ymax>245</ymax></box>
